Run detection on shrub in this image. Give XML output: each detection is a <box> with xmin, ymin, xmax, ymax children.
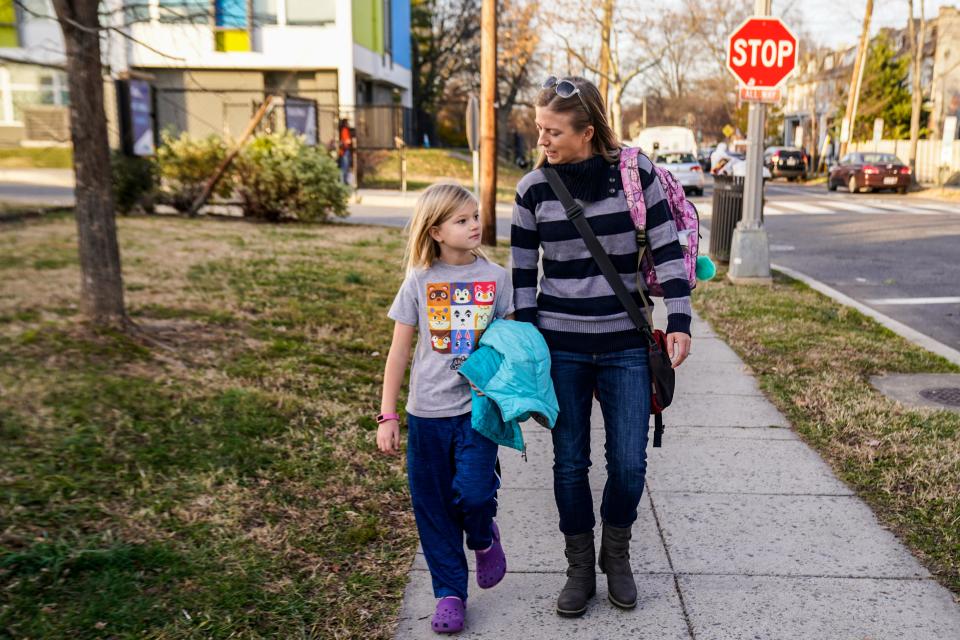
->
<box><xmin>231</xmin><ymin>131</ymin><xmax>349</xmax><ymax>222</ymax></box>
<box><xmin>154</xmin><ymin>131</ymin><xmax>231</xmax><ymax>214</ymax></box>
<box><xmin>111</xmin><ymin>151</ymin><xmax>156</xmax><ymax>214</ymax></box>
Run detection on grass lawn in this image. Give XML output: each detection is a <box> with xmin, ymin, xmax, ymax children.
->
<box><xmin>0</xmin><ymin>213</ymin><xmax>509</xmax><ymax>638</ymax></box>
<box><xmin>0</xmin><ymin>147</ymin><xmax>73</xmax><ymax>169</ymax></box>
<box><xmin>359</xmin><ymin>148</ymin><xmax>526</xmax><ymax>203</ymax></box>
<box><xmin>694</xmin><ymin>269</ymin><xmax>960</xmax><ymax>594</ymax></box>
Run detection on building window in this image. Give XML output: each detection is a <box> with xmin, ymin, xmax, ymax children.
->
<box><xmin>286</xmin><ymin>0</ymin><xmax>335</xmax><ymax>25</ymax></box>
<box><xmin>159</xmin><ymin>0</ymin><xmax>210</xmax><ymax>24</ymax></box>
<box><xmin>253</xmin><ymin>0</ymin><xmax>277</xmax><ymax>25</ymax></box>
<box><xmin>383</xmin><ymin>0</ymin><xmax>392</xmax><ymax>56</ymax></box>
<box><xmin>123</xmin><ymin>0</ymin><xmax>151</xmax><ymax>23</ymax></box>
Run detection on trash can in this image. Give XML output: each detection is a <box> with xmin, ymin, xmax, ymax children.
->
<box><xmin>710</xmin><ymin>174</ymin><xmax>761</xmax><ymax>263</ymax></box>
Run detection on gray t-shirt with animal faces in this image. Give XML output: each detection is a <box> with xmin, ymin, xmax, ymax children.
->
<box><xmin>388</xmin><ymin>256</ymin><xmax>514</xmax><ymax>418</ymax></box>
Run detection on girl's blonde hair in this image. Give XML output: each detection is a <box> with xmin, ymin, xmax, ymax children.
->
<box><xmin>403</xmin><ymin>182</ymin><xmax>486</xmax><ymax>271</ymax></box>
<box><xmin>534</xmin><ymin>76</ymin><xmax>621</xmax><ymax>169</ymax></box>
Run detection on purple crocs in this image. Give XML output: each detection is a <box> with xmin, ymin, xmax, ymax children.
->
<box><xmin>475</xmin><ymin>520</ymin><xmax>507</xmax><ymax>589</ymax></box>
<box><xmin>432</xmin><ymin>596</ymin><xmax>465</xmax><ymax>634</ymax></box>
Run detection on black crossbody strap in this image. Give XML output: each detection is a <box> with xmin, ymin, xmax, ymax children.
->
<box><xmin>542</xmin><ymin>167</ymin><xmax>655</xmax><ymax>344</ymax></box>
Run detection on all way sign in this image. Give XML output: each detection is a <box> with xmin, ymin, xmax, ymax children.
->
<box><xmin>727</xmin><ymin>17</ymin><xmax>798</xmax><ymax>93</ymax></box>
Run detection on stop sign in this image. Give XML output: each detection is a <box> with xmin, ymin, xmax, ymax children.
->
<box><xmin>727</xmin><ymin>17</ymin><xmax>797</xmax><ymax>88</ymax></box>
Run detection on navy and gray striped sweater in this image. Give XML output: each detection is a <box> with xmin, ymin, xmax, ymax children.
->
<box><xmin>510</xmin><ymin>152</ymin><xmax>692</xmax><ymax>353</ymax></box>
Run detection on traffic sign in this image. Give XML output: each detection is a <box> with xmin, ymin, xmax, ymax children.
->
<box><xmin>738</xmin><ymin>86</ymin><xmax>781</xmax><ymax>103</ymax></box>
<box><xmin>722</xmin><ymin>124</ymin><xmax>735</xmax><ymax>138</ymax></box>
<box><xmin>727</xmin><ymin>17</ymin><xmax>798</xmax><ymax>88</ymax></box>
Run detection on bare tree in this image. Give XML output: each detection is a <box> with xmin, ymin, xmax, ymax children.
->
<box><xmin>543</xmin><ymin>0</ymin><xmax>658</xmax><ymax>140</ymax></box>
<box><xmin>907</xmin><ymin>0</ymin><xmax>925</xmax><ymax>183</ymax></box>
<box><xmin>50</xmin><ymin>0</ymin><xmax>126</xmax><ymax>327</ymax></box>
<box><xmin>496</xmin><ymin>0</ymin><xmax>540</xmax><ymax>145</ymax></box>
<box><xmin>411</xmin><ymin>0</ymin><xmax>482</xmax><ymax>140</ymax></box>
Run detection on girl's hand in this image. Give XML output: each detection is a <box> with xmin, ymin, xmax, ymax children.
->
<box><xmin>469</xmin><ymin>382</ymin><xmax>485</xmax><ymax>397</ymax></box>
<box><xmin>377</xmin><ymin>420</ymin><xmax>401</xmax><ymax>454</ymax></box>
<box><xmin>667</xmin><ymin>332</ymin><xmax>691</xmax><ymax>369</ymax></box>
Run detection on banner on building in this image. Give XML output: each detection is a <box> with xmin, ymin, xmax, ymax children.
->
<box><xmin>117</xmin><ymin>78</ymin><xmax>155</xmax><ymax>157</ymax></box>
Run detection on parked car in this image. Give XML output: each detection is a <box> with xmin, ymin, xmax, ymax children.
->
<box><xmin>764</xmin><ymin>146</ymin><xmax>806</xmax><ymax>180</ymax></box>
<box><xmin>828</xmin><ymin>152</ymin><xmax>910</xmax><ymax>194</ymax></box>
<box><xmin>654</xmin><ymin>150</ymin><xmax>704</xmax><ymax>196</ymax></box>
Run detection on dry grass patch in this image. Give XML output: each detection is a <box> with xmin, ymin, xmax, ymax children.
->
<box><xmin>694</xmin><ymin>269</ymin><xmax>960</xmax><ymax>595</ymax></box>
<box><xmin>0</xmin><ymin>214</ymin><xmax>495</xmax><ymax>638</ymax></box>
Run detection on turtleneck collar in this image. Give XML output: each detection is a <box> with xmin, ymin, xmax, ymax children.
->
<box><xmin>546</xmin><ymin>153</ymin><xmax>619</xmax><ymax>202</ymax></box>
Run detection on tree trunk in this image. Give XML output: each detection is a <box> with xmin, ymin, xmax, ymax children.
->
<box><xmin>610</xmin><ymin>82</ymin><xmax>624</xmax><ymax>141</ymax></box>
<box><xmin>597</xmin><ymin>0</ymin><xmax>613</xmax><ymax>112</ymax></box>
<box><xmin>52</xmin><ymin>0</ymin><xmax>126</xmax><ymax>327</ymax></box>
<box><xmin>907</xmin><ymin>0</ymin><xmax>925</xmax><ymax>184</ymax></box>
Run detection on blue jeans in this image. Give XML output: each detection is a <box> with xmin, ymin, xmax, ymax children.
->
<box><xmin>549</xmin><ymin>348</ymin><xmax>651</xmax><ymax>535</ymax></box>
<box><xmin>407</xmin><ymin>412</ymin><xmax>500</xmax><ymax>601</ymax></box>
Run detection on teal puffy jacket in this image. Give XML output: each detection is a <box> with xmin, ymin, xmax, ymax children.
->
<box><xmin>457</xmin><ymin>319</ymin><xmax>558</xmax><ymax>452</ymax></box>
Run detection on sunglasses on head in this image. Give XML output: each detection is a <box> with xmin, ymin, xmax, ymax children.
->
<box><xmin>542</xmin><ymin>76</ymin><xmax>588</xmax><ymax>110</ymax></box>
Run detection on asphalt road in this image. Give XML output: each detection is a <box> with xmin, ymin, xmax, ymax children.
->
<box><xmin>696</xmin><ymin>182</ymin><xmax>960</xmax><ymax>351</ymax></box>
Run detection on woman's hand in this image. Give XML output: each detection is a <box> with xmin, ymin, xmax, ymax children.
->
<box><xmin>666</xmin><ymin>332</ymin><xmax>691</xmax><ymax>369</ymax></box>
<box><xmin>377</xmin><ymin>419</ymin><xmax>401</xmax><ymax>455</ymax></box>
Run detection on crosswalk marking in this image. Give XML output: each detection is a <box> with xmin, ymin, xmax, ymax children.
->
<box><xmin>866</xmin><ymin>296</ymin><xmax>960</xmax><ymax>305</ymax></box>
<box><xmin>697</xmin><ymin>198</ymin><xmax>956</xmax><ymax>217</ymax></box>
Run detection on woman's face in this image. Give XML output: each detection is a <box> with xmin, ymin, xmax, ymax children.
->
<box><xmin>535</xmin><ymin>107</ymin><xmax>594</xmax><ymax>165</ymax></box>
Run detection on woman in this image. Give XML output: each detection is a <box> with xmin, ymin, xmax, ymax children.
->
<box><xmin>510</xmin><ymin>76</ymin><xmax>691</xmax><ymax>617</ymax></box>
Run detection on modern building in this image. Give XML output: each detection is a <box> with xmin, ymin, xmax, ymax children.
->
<box><xmin>0</xmin><ymin>0</ymin><xmax>413</xmax><ymax>149</ymax></box>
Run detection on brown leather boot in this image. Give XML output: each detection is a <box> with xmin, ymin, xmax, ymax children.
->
<box><xmin>556</xmin><ymin>532</ymin><xmax>596</xmax><ymax>617</ymax></box>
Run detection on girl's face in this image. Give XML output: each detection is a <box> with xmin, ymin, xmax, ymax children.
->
<box><xmin>429</xmin><ymin>202</ymin><xmax>482</xmax><ymax>252</ymax></box>
<box><xmin>535</xmin><ymin>107</ymin><xmax>594</xmax><ymax>165</ymax></box>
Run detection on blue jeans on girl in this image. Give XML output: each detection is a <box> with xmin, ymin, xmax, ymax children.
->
<box><xmin>548</xmin><ymin>347</ymin><xmax>651</xmax><ymax>536</ymax></box>
<box><xmin>407</xmin><ymin>412</ymin><xmax>500</xmax><ymax>602</ymax></box>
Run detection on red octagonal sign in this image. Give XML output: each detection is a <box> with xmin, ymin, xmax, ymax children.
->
<box><xmin>727</xmin><ymin>17</ymin><xmax>797</xmax><ymax>88</ymax></box>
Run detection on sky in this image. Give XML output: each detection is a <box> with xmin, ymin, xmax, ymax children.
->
<box><xmin>778</xmin><ymin>0</ymin><xmax>955</xmax><ymax>49</ymax></box>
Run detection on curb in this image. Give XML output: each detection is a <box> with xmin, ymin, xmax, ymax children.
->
<box><xmin>771</xmin><ymin>263</ymin><xmax>960</xmax><ymax>367</ymax></box>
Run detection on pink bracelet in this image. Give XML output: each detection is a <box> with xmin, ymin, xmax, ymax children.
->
<box><xmin>376</xmin><ymin>413</ymin><xmax>400</xmax><ymax>424</ymax></box>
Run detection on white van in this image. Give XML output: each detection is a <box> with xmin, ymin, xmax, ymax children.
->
<box><xmin>631</xmin><ymin>126</ymin><xmax>698</xmax><ymax>156</ymax></box>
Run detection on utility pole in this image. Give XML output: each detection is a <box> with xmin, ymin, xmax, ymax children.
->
<box><xmin>728</xmin><ymin>0</ymin><xmax>772</xmax><ymax>285</ymax></box>
<box><xmin>907</xmin><ymin>0</ymin><xmax>925</xmax><ymax>184</ymax></box>
<box><xmin>480</xmin><ymin>0</ymin><xmax>497</xmax><ymax>246</ymax></box>
<box><xmin>839</xmin><ymin>0</ymin><xmax>874</xmax><ymax>158</ymax></box>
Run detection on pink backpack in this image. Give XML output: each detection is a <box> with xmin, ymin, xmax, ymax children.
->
<box><xmin>619</xmin><ymin>147</ymin><xmax>700</xmax><ymax>296</ymax></box>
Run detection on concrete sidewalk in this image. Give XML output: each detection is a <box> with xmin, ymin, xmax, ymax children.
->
<box><xmin>393</xmin><ymin>308</ymin><xmax>960</xmax><ymax>639</ymax></box>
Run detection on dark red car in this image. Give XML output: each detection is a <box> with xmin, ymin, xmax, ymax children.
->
<box><xmin>828</xmin><ymin>152</ymin><xmax>911</xmax><ymax>194</ymax></box>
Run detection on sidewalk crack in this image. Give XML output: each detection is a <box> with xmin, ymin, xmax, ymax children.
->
<box><xmin>647</xmin><ymin>480</ymin><xmax>697</xmax><ymax>640</ymax></box>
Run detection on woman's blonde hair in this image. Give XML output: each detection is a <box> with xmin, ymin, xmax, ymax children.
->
<box><xmin>534</xmin><ymin>76</ymin><xmax>621</xmax><ymax>169</ymax></box>
<box><xmin>403</xmin><ymin>182</ymin><xmax>485</xmax><ymax>271</ymax></box>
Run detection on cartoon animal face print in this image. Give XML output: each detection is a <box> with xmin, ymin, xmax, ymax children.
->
<box><xmin>452</xmin><ymin>284</ymin><xmax>473</xmax><ymax>305</ymax></box>
<box><xmin>427</xmin><ymin>282</ymin><xmax>449</xmax><ymax>306</ymax></box>
<box><xmin>431</xmin><ymin>333</ymin><xmax>451</xmax><ymax>352</ymax></box>
<box><xmin>474</xmin><ymin>306</ymin><xmax>493</xmax><ymax>329</ymax></box>
<box><xmin>452</xmin><ymin>330</ymin><xmax>474</xmax><ymax>355</ymax></box>
<box><xmin>474</xmin><ymin>282</ymin><xmax>496</xmax><ymax>304</ymax></box>
<box><xmin>452</xmin><ymin>307</ymin><xmax>474</xmax><ymax>330</ymax></box>
<box><xmin>429</xmin><ymin>306</ymin><xmax>450</xmax><ymax>330</ymax></box>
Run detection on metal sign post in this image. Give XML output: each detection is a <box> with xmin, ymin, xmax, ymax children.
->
<box><xmin>725</xmin><ymin>1</ymin><xmax>797</xmax><ymax>285</ymax></box>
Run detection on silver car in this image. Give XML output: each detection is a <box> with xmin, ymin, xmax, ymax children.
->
<box><xmin>654</xmin><ymin>151</ymin><xmax>705</xmax><ymax>196</ymax></box>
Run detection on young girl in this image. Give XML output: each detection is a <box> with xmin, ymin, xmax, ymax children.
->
<box><xmin>377</xmin><ymin>182</ymin><xmax>514</xmax><ymax>634</ymax></box>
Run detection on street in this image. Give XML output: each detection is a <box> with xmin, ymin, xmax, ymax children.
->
<box><xmin>693</xmin><ymin>181</ymin><xmax>960</xmax><ymax>351</ymax></box>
